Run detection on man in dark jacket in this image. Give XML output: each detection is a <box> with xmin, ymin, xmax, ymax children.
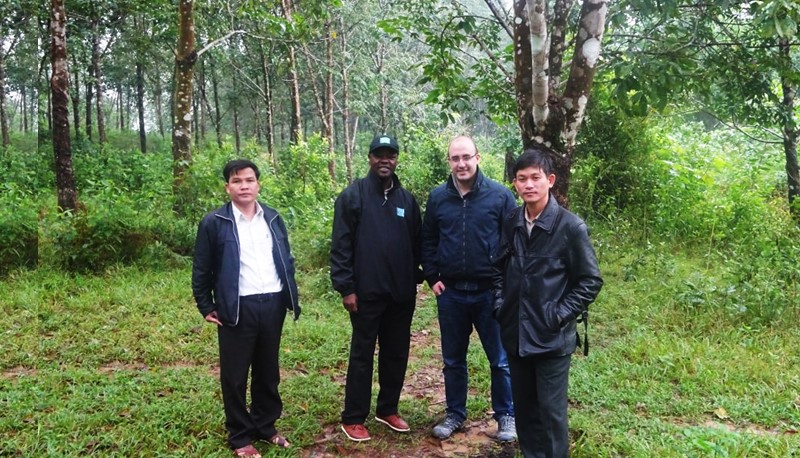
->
<box><xmin>493</xmin><ymin>148</ymin><xmax>603</xmax><ymax>458</ymax></box>
<box><xmin>192</xmin><ymin>159</ymin><xmax>300</xmax><ymax>457</ymax></box>
<box><xmin>330</xmin><ymin>134</ymin><xmax>423</xmax><ymax>442</ymax></box>
<box><xmin>422</xmin><ymin>136</ymin><xmax>517</xmax><ymax>441</ymax></box>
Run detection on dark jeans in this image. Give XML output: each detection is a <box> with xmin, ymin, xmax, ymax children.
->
<box><xmin>218</xmin><ymin>293</ymin><xmax>287</xmax><ymax>449</ymax></box>
<box><xmin>436</xmin><ymin>288</ymin><xmax>514</xmax><ymax>421</ymax></box>
<box><xmin>507</xmin><ymin>353</ymin><xmax>572</xmax><ymax>458</ymax></box>
<box><xmin>342</xmin><ymin>297</ymin><xmax>415</xmax><ymax>424</ymax></box>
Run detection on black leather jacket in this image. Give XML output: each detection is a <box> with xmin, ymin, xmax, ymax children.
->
<box><xmin>492</xmin><ymin>195</ymin><xmax>603</xmax><ymax>357</ymax></box>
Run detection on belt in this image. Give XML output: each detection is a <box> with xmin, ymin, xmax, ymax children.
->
<box><xmin>240</xmin><ymin>292</ymin><xmax>281</xmax><ymax>302</ymax></box>
<box><xmin>440</xmin><ymin>277</ymin><xmax>493</xmax><ymax>292</ymax></box>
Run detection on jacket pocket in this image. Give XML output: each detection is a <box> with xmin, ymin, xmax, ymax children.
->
<box><xmin>545</xmin><ymin>300</ymin><xmax>561</xmax><ymax>332</ymax></box>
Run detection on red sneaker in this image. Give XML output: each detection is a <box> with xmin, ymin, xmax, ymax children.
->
<box><xmin>341</xmin><ymin>423</ymin><xmax>371</xmax><ymax>441</ymax></box>
<box><xmin>375</xmin><ymin>414</ymin><xmax>410</xmax><ymax>432</ymax></box>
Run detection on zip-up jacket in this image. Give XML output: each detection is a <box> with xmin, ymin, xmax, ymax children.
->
<box><xmin>330</xmin><ymin>170</ymin><xmax>422</xmax><ymax>302</ymax></box>
<box><xmin>192</xmin><ymin>201</ymin><xmax>300</xmax><ymax>326</ymax></box>
<box><xmin>492</xmin><ymin>195</ymin><xmax>602</xmax><ymax>357</ymax></box>
<box><xmin>421</xmin><ymin>168</ymin><xmax>516</xmax><ymax>289</ymax></box>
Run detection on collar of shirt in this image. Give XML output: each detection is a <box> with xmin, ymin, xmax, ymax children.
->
<box><xmin>524</xmin><ymin>207</ymin><xmax>542</xmax><ymax>235</ymax></box>
<box><xmin>232</xmin><ymin>202</ymin><xmax>262</xmax><ymax>222</ymax></box>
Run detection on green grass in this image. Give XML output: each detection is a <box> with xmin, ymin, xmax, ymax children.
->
<box><xmin>2</xmin><ymin>237</ymin><xmax>800</xmax><ymax>457</ymax></box>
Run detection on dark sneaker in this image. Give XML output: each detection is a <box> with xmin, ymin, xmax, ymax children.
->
<box><xmin>375</xmin><ymin>414</ymin><xmax>410</xmax><ymax>432</ymax></box>
<box><xmin>496</xmin><ymin>415</ymin><xmax>517</xmax><ymax>442</ymax></box>
<box><xmin>432</xmin><ymin>414</ymin><xmax>464</xmax><ymax>439</ymax></box>
<box><xmin>341</xmin><ymin>423</ymin><xmax>371</xmax><ymax>442</ymax></box>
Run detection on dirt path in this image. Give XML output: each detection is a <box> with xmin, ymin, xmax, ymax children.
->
<box><xmin>302</xmin><ymin>291</ymin><xmax>518</xmax><ymax>457</ymax></box>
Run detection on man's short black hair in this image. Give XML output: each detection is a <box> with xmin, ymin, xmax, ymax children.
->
<box><xmin>222</xmin><ymin>159</ymin><xmax>260</xmax><ymax>182</ymax></box>
<box><xmin>512</xmin><ymin>146</ymin><xmax>555</xmax><ymax>177</ymax></box>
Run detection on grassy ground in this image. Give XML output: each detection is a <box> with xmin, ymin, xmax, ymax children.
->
<box><xmin>2</xmin><ymin>239</ymin><xmax>799</xmax><ymax>457</ymax></box>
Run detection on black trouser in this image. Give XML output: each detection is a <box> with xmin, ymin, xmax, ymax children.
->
<box><xmin>342</xmin><ymin>297</ymin><xmax>415</xmax><ymax>424</ymax></box>
<box><xmin>218</xmin><ymin>293</ymin><xmax>287</xmax><ymax>448</ymax></box>
<box><xmin>507</xmin><ymin>353</ymin><xmax>572</xmax><ymax>458</ymax></box>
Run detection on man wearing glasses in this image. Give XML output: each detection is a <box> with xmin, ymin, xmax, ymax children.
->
<box><xmin>422</xmin><ymin>136</ymin><xmax>517</xmax><ymax>441</ymax></box>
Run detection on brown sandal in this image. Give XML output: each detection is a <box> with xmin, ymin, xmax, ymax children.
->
<box><xmin>268</xmin><ymin>434</ymin><xmax>291</xmax><ymax>449</ymax></box>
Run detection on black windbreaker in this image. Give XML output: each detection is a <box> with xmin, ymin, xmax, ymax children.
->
<box><xmin>330</xmin><ymin>170</ymin><xmax>422</xmax><ymax>302</ymax></box>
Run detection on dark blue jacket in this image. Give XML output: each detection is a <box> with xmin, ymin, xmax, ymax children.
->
<box><xmin>421</xmin><ymin>168</ymin><xmax>516</xmax><ymax>289</ymax></box>
<box><xmin>192</xmin><ymin>202</ymin><xmax>300</xmax><ymax>326</ymax></box>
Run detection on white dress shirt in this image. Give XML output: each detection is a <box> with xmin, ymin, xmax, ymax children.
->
<box><xmin>232</xmin><ymin>203</ymin><xmax>283</xmax><ymax>296</ymax></box>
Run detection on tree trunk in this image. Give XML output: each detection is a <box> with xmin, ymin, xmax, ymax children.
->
<box><xmin>50</xmin><ymin>0</ymin><xmax>78</xmax><ymax>211</ymax></box>
<box><xmin>22</xmin><ymin>86</ymin><xmax>29</xmax><ymax>133</ymax></box>
<box><xmin>193</xmin><ymin>82</ymin><xmax>200</xmax><ymax>145</ymax></box>
<box><xmin>172</xmin><ymin>0</ymin><xmax>196</xmax><ymax>204</ymax></box>
<box><xmin>512</xmin><ymin>0</ymin><xmax>607</xmax><ymax>205</ymax></box>
<box><xmin>136</xmin><ymin>61</ymin><xmax>147</xmax><ymax>153</ymax></box>
<box><xmin>282</xmin><ymin>0</ymin><xmax>303</xmax><ymax>144</ymax></box>
<box><xmin>210</xmin><ymin>61</ymin><xmax>222</xmax><ymax>148</ymax></box>
<box><xmin>91</xmin><ymin>15</ymin><xmax>106</xmax><ymax>144</ymax></box>
<box><xmin>340</xmin><ymin>21</ymin><xmax>354</xmax><ymax>183</ymax></box>
<box><xmin>199</xmin><ymin>60</ymin><xmax>207</xmax><ymax>141</ymax></box>
<box><xmin>0</xmin><ymin>50</ymin><xmax>10</xmax><ymax>147</ymax></box>
<box><xmin>780</xmin><ymin>38</ymin><xmax>800</xmax><ymax>221</ymax></box>
<box><xmin>70</xmin><ymin>53</ymin><xmax>80</xmax><ymax>138</ymax></box>
<box><xmin>232</xmin><ymin>72</ymin><xmax>240</xmax><ymax>154</ymax></box>
<box><xmin>325</xmin><ymin>20</ymin><xmax>335</xmax><ymax>180</ymax></box>
<box><xmin>154</xmin><ymin>74</ymin><xmax>165</xmax><ymax>138</ymax></box>
<box><xmin>85</xmin><ymin>65</ymin><xmax>92</xmax><ymax>140</ymax></box>
<box><xmin>513</xmin><ymin>0</ymin><xmax>535</xmax><ymax>145</ymax></box>
<box><xmin>117</xmin><ymin>84</ymin><xmax>124</xmax><ymax>130</ymax></box>
<box><xmin>561</xmin><ymin>0</ymin><xmax>606</xmax><ymax>150</ymax></box>
<box><xmin>259</xmin><ymin>49</ymin><xmax>275</xmax><ymax>166</ymax></box>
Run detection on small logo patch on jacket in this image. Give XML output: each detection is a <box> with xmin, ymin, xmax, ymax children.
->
<box><xmin>396</xmin><ymin>207</ymin><xmax>405</xmax><ymax>217</ymax></box>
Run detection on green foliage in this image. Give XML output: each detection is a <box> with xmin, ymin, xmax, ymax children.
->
<box><xmin>380</xmin><ymin>0</ymin><xmax>516</xmax><ymax>126</ymax></box>
<box><xmin>396</xmin><ymin>122</ymin><xmax>450</xmax><ymax>204</ymax></box>
<box><xmin>572</xmin><ymin>92</ymin><xmax>663</xmax><ymax>220</ymax></box>
<box><xmin>0</xmin><ymin>183</ymin><xmax>37</xmax><ymax>274</ymax></box>
<box><xmin>0</xmin><ymin>140</ymin><xmax>48</xmax><ymax>274</ymax></box>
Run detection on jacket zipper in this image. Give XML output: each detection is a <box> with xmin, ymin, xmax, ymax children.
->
<box><xmin>269</xmin><ymin>213</ymin><xmax>298</xmax><ymax>316</ymax></box>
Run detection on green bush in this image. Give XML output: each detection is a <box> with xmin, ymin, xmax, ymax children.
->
<box><xmin>0</xmin><ymin>183</ymin><xmax>37</xmax><ymax>274</ymax></box>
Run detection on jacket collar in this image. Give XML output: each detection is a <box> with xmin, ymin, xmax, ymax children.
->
<box><xmin>366</xmin><ymin>169</ymin><xmax>401</xmax><ymax>194</ymax></box>
<box><xmin>446</xmin><ymin>167</ymin><xmax>485</xmax><ymax>195</ymax></box>
<box><xmin>513</xmin><ymin>193</ymin><xmax>559</xmax><ymax>234</ymax></box>
<box><xmin>215</xmin><ymin>201</ymin><xmax>276</xmax><ymax>221</ymax></box>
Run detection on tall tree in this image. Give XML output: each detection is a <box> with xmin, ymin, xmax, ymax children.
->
<box><xmin>384</xmin><ymin>0</ymin><xmax>609</xmax><ymax>203</ymax></box>
<box><xmin>172</xmin><ymin>0</ymin><xmax>196</xmax><ymax>196</ymax></box>
<box><xmin>281</xmin><ymin>0</ymin><xmax>303</xmax><ymax>144</ymax></box>
<box><xmin>50</xmin><ymin>0</ymin><xmax>78</xmax><ymax>211</ymax></box>
<box><xmin>171</xmin><ymin>0</ymin><xmax>244</xmax><ymax>202</ymax></box>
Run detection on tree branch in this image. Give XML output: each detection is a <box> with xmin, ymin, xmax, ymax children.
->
<box><xmin>197</xmin><ymin>30</ymin><xmax>246</xmax><ymax>57</ymax></box>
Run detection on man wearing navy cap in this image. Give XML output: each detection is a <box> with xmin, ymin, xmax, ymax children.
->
<box><xmin>330</xmin><ymin>134</ymin><xmax>423</xmax><ymax>441</ymax></box>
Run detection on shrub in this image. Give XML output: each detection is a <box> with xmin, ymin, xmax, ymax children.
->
<box><xmin>0</xmin><ymin>183</ymin><xmax>37</xmax><ymax>274</ymax></box>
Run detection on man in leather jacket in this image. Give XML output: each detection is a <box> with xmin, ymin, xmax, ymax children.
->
<box><xmin>192</xmin><ymin>159</ymin><xmax>299</xmax><ymax>457</ymax></box>
<box><xmin>493</xmin><ymin>147</ymin><xmax>603</xmax><ymax>458</ymax></box>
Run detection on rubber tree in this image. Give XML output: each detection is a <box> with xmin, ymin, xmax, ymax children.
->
<box><xmin>383</xmin><ymin>0</ymin><xmax>609</xmax><ymax>204</ymax></box>
<box><xmin>50</xmin><ymin>0</ymin><xmax>78</xmax><ymax>211</ymax></box>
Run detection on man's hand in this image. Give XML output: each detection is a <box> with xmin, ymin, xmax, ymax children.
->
<box><xmin>431</xmin><ymin>281</ymin><xmax>446</xmax><ymax>296</ymax></box>
<box><xmin>342</xmin><ymin>293</ymin><xmax>358</xmax><ymax>313</ymax></box>
<box><xmin>204</xmin><ymin>310</ymin><xmax>223</xmax><ymax>326</ymax></box>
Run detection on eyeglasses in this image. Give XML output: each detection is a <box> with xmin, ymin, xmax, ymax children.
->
<box><xmin>448</xmin><ymin>153</ymin><xmax>477</xmax><ymax>163</ymax></box>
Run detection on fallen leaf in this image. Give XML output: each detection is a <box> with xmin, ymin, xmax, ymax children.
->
<box><xmin>713</xmin><ymin>407</ymin><xmax>729</xmax><ymax>420</ymax></box>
